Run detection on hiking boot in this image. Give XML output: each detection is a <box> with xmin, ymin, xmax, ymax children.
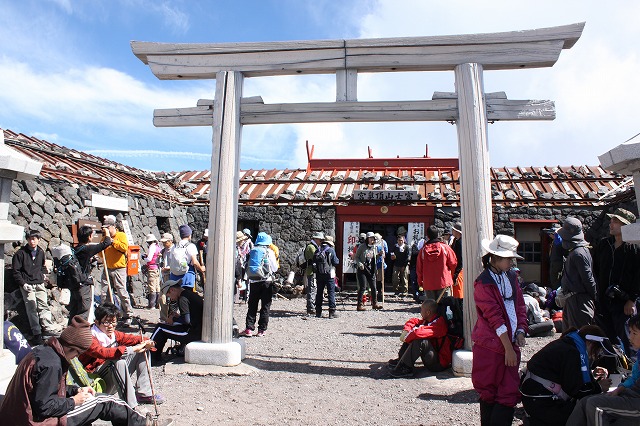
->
<box><xmin>256</xmin><ymin>330</ymin><xmax>265</xmax><ymax>337</ymax></box>
<box><xmin>328</xmin><ymin>310</ymin><xmax>338</xmax><ymax>319</ymax></box>
<box><xmin>356</xmin><ymin>304</ymin><xmax>367</xmax><ymax>311</ymax></box>
<box><xmin>315</xmin><ymin>311</ymin><xmax>322</xmax><ymax>318</ymax></box>
<box><xmin>372</xmin><ymin>303</ymin><xmax>383</xmax><ymax>310</ymax></box>
<box><xmin>390</xmin><ymin>363</ymin><xmax>413</xmax><ymax>378</ymax></box>
<box><xmin>137</xmin><ymin>394</ymin><xmax>165</xmax><ymax>405</ymax></box>
<box><xmin>387</xmin><ymin>358</ymin><xmax>400</xmax><ymax>368</ymax></box>
<box><xmin>240</xmin><ymin>328</ymin><xmax>253</xmax><ymax>337</ymax></box>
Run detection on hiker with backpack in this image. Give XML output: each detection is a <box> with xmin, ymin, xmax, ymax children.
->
<box><xmin>143</xmin><ymin>234</ymin><xmax>162</xmax><ymax>310</ymax></box>
<box><xmin>69</xmin><ymin>225</ymin><xmax>112</xmax><ymax>322</ymax></box>
<box><xmin>302</xmin><ymin>231</ymin><xmax>325</xmax><ymax>316</ymax></box>
<box><xmin>417</xmin><ymin>225</ymin><xmax>457</xmax><ymax>302</ymax></box>
<box><xmin>388</xmin><ymin>299</ymin><xmax>459</xmax><ymax>378</ymax></box>
<box><xmin>169</xmin><ymin>225</ymin><xmax>205</xmax><ymax>291</ymax></box>
<box><xmin>472</xmin><ymin>235</ymin><xmax>528</xmax><ymax>426</ymax></box>
<box><xmin>355</xmin><ymin>232</ymin><xmax>383</xmax><ymax>311</ymax></box>
<box><xmin>313</xmin><ymin>236</ymin><xmax>340</xmax><ymax>319</ymax></box>
<box><xmin>240</xmin><ymin>232</ymin><xmax>278</xmax><ymax>337</ymax></box>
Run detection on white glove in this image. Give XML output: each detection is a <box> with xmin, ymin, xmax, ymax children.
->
<box><xmin>22</xmin><ymin>284</ymin><xmax>35</xmax><ymax>292</ymax></box>
<box><xmin>358</xmin><ymin>262</ymin><xmax>365</xmax><ymax>270</ymax></box>
<box><xmin>399</xmin><ymin>330</ymin><xmax>408</xmax><ymax>342</ymax></box>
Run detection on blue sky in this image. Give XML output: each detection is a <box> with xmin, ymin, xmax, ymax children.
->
<box><xmin>2</xmin><ymin>1</ymin><xmax>639</xmax><ymax>173</ymax></box>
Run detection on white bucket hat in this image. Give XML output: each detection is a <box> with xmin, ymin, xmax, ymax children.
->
<box><xmin>146</xmin><ymin>233</ymin><xmax>157</xmax><ymax>243</ymax></box>
<box><xmin>481</xmin><ymin>235</ymin><xmax>524</xmax><ymax>260</ymax></box>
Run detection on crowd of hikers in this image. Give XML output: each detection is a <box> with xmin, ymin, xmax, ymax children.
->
<box><xmin>2</xmin><ymin>211</ymin><xmax>640</xmax><ymax>425</ymax></box>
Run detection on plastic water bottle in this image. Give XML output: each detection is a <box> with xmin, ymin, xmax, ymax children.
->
<box><xmin>446</xmin><ymin>306</ymin><xmax>453</xmax><ymax>321</ymax></box>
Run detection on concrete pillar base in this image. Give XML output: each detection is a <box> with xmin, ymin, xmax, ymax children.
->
<box><xmin>0</xmin><ymin>349</ymin><xmax>17</xmax><ymax>396</ymax></box>
<box><xmin>452</xmin><ymin>349</ymin><xmax>472</xmax><ymax>377</ymax></box>
<box><xmin>184</xmin><ymin>339</ymin><xmax>245</xmax><ymax>366</ymax></box>
<box><xmin>621</xmin><ymin>223</ymin><xmax>640</xmax><ymax>245</ymax></box>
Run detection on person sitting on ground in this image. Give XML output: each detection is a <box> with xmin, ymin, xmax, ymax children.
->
<box><xmin>388</xmin><ymin>299</ymin><xmax>450</xmax><ymax>378</ymax></box>
<box><xmin>79</xmin><ymin>303</ymin><xmax>163</xmax><ymax>408</ymax></box>
<box><xmin>150</xmin><ymin>280</ymin><xmax>204</xmax><ymax>365</ymax></box>
<box><xmin>521</xmin><ymin>325</ymin><xmax>612</xmax><ymax>426</ymax></box>
<box><xmin>522</xmin><ymin>283</ymin><xmax>555</xmax><ymax>337</ymax></box>
<box><xmin>566</xmin><ymin>315</ymin><xmax>640</xmax><ymax>425</ymax></box>
<box><xmin>0</xmin><ymin>316</ymin><xmax>172</xmax><ymax>425</ymax></box>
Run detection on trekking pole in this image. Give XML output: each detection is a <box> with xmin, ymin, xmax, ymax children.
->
<box><xmin>101</xmin><ymin>250</ymin><xmax>115</xmax><ymax>305</ymax></box>
<box><xmin>135</xmin><ymin>317</ymin><xmax>160</xmax><ymax>419</ymax></box>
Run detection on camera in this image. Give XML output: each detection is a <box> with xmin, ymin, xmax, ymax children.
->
<box><xmin>605</xmin><ymin>284</ymin><xmax>629</xmax><ymax>301</ymax></box>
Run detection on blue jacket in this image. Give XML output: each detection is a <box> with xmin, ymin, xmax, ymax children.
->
<box><xmin>620</xmin><ymin>349</ymin><xmax>640</xmax><ymax>392</ymax></box>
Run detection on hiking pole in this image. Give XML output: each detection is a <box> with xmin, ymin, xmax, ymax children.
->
<box><xmin>101</xmin><ymin>250</ymin><xmax>115</xmax><ymax>305</ymax></box>
<box><xmin>135</xmin><ymin>317</ymin><xmax>160</xmax><ymax>419</ymax></box>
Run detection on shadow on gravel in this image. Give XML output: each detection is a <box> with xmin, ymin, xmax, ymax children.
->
<box><xmin>417</xmin><ymin>389</ymin><xmax>477</xmax><ymax>404</ymax></box>
<box><xmin>268</xmin><ymin>309</ymin><xmax>306</xmax><ymax>318</ymax></box>
<box><xmin>341</xmin><ymin>331</ymin><xmax>395</xmax><ymax>337</ymax></box>
<box><xmin>243</xmin><ymin>358</ymin><xmax>374</xmax><ymax>377</ymax></box>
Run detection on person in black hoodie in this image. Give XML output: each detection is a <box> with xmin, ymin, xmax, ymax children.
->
<box><xmin>12</xmin><ymin>229</ymin><xmax>60</xmax><ymax>345</ymax></box>
<box><xmin>520</xmin><ymin>325</ymin><xmax>612</xmax><ymax>426</ymax></box>
<box><xmin>593</xmin><ymin>208</ymin><xmax>640</xmax><ymax>356</ymax></box>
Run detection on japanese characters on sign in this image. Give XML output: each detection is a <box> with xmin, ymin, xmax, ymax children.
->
<box><xmin>352</xmin><ymin>190</ymin><xmax>419</xmax><ymax>201</ymax></box>
<box><xmin>342</xmin><ymin>222</ymin><xmax>360</xmax><ymax>273</ymax></box>
<box><xmin>407</xmin><ymin>222</ymin><xmax>425</xmax><ymax>246</ymax></box>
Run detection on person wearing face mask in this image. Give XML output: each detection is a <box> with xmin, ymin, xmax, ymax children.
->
<box><xmin>472</xmin><ymin>235</ymin><xmax>528</xmax><ymax>426</ymax></box>
<box><xmin>558</xmin><ymin>217</ymin><xmax>597</xmax><ymax>331</ymax></box>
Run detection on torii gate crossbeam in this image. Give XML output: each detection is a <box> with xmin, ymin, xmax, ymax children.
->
<box><xmin>131</xmin><ymin>23</ymin><xmax>584</xmax><ymax>371</ymax></box>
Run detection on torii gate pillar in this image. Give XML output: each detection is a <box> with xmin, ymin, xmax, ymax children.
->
<box><xmin>452</xmin><ymin>63</ymin><xmax>493</xmax><ymax>376</ymax></box>
<box><xmin>185</xmin><ymin>71</ymin><xmax>245</xmax><ymax>365</ymax></box>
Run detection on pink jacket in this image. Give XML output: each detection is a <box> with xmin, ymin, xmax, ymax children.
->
<box><xmin>471</xmin><ymin>268</ymin><xmax>528</xmax><ymax>354</ymax></box>
<box><xmin>416</xmin><ymin>240</ymin><xmax>457</xmax><ymax>291</ymax></box>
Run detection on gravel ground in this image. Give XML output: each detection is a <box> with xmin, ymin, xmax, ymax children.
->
<box><xmin>124</xmin><ymin>294</ymin><xmax>556</xmax><ymax>426</ymax></box>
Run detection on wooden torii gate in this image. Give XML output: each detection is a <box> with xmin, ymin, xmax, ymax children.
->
<box><xmin>132</xmin><ymin>23</ymin><xmax>584</xmax><ymax>367</ymax></box>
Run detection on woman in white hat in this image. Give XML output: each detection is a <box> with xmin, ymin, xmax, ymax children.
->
<box><xmin>472</xmin><ymin>235</ymin><xmax>528</xmax><ymax>426</ymax></box>
<box><xmin>144</xmin><ymin>233</ymin><xmax>162</xmax><ymax>309</ymax></box>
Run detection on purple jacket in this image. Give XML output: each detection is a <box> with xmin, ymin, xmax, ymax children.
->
<box><xmin>472</xmin><ymin>268</ymin><xmax>528</xmax><ymax>354</ymax></box>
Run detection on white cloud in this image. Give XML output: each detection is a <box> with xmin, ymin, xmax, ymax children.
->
<box><xmin>46</xmin><ymin>0</ymin><xmax>73</xmax><ymax>14</ymax></box>
<box><xmin>153</xmin><ymin>1</ymin><xmax>190</xmax><ymax>35</ymax></box>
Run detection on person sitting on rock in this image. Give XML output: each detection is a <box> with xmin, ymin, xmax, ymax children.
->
<box><xmin>388</xmin><ymin>299</ymin><xmax>450</xmax><ymax>378</ymax></box>
<box><xmin>79</xmin><ymin>302</ymin><xmax>163</xmax><ymax>408</ymax></box>
<box><xmin>150</xmin><ymin>280</ymin><xmax>204</xmax><ymax>365</ymax></box>
<box><xmin>522</xmin><ymin>283</ymin><xmax>555</xmax><ymax>337</ymax></box>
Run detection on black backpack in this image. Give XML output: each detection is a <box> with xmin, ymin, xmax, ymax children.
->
<box><xmin>312</xmin><ymin>246</ymin><xmax>332</xmax><ymax>275</ymax></box>
<box><xmin>437</xmin><ymin>296</ymin><xmax>464</xmax><ymax>337</ymax></box>
<box><xmin>54</xmin><ymin>249</ymin><xmax>89</xmax><ymax>290</ymax></box>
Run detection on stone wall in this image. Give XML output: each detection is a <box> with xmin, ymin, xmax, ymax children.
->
<box><xmin>187</xmin><ymin>205</ymin><xmax>336</xmax><ymax>279</ymax></box>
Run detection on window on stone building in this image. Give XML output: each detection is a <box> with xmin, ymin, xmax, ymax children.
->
<box><xmin>517</xmin><ymin>241</ymin><xmax>542</xmax><ymax>263</ymax></box>
<box><xmin>156</xmin><ymin>217</ymin><xmax>170</xmax><ymax>234</ymax></box>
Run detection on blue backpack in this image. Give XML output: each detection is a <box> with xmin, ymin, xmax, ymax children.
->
<box><xmin>246</xmin><ymin>246</ymin><xmax>271</xmax><ymax>281</ymax></box>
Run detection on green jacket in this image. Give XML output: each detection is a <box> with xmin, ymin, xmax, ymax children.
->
<box><xmin>304</xmin><ymin>242</ymin><xmax>319</xmax><ymax>276</ymax></box>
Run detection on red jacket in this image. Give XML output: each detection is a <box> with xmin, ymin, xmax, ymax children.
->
<box><xmin>78</xmin><ymin>330</ymin><xmax>142</xmax><ymax>373</ymax></box>
<box><xmin>471</xmin><ymin>268</ymin><xmax>528</xmax><ymax>354</ymax></box>
<box><xmin>403</xmin><ymin>314</ymin><xmax>452</xmax><ymax>368</ymax></box>
<box><xmin>416</xmin><ymin>240</ymin><xmax>457</xmax><ymax>291</ymax></box>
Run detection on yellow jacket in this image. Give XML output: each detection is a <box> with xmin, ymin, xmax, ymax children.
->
<box><xmin>104</xmin><ymin>231</ymin><xmax>128</xmax><ymax>269</ymax></box>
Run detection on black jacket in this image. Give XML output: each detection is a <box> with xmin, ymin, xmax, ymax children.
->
<box><xmin>74</xmin><ymin>237</ymin><xmax>112</xmax><ymax>279</ymax></box>
<box><xmin>593</xmin><ymin>236</ymin><xmax>640</xmax><ymax>303</ymax></box>
<box><xmin>524</xmin><ymin>334</ymin><xmax>603</xmax><ymax>399</ymax></box>
<box><xmin>12</xmin><ymin>244</ymin><xmax>47</xmax><ymax>286</ymax></box>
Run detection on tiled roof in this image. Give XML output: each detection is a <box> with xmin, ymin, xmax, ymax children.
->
<box><xmin>3</xmin><ymin>129</ymin><xmax>632</xmax><ymax>207</ymax></box>
<box><xmin>176</xmin><ymin>165</ymin><xmax>631</xmax><ymax>207</ymax></box>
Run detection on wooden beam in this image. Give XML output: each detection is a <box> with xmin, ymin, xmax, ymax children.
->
<box><xmin>336</xmin><ymin>69</ymin><xmax>357</xmax><ymax>101</ymax></box>
<box><xmin>152</xmin><ymin>98</ymin><xmax>555</xmax><ymax>127</ymax></box>
<box><xmin>131</xmin><ymin>23</ymin><xmax>585</xmax><ymax>79</ymax></box>
<box><xmin>433</xmin><ymin>91</ymin><xmax>507</xmax><ymax>99</ymax></box>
